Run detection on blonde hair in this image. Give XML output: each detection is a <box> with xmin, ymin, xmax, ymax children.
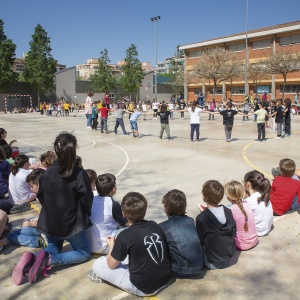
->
<box><xmin>225</xmin><ymin>181</ymin><xmax>248</xmax><ymax>232</ymax></box>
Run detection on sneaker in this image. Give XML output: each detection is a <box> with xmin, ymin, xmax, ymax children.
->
<box><xmin>272</xmin><ymin>167</ymin><xmax>281</xmax><ymax>177</ymax></box>
<box><xmin>87</xmin><ymin>126</ymin><xmax>91</xmax><ymax>129</ymax></box>
<box><xmin>274</xmin><ymin>136</ymin><xmax>281</xmax><ymax>140</ymax></box>
<box><xmin>159</xmin><ymin>136</ymin><xmax>162</xmax><ymax>139</ymax></box>
<box><xmin>12</xmin><ymin>252</ymin><xmax>35</xmax><ymax>285</ymax></box>
<box><xmin>168</xmin><ymin>137</ymin><xmax>172</xmax><ymax>141</ymax></box>
<box><xmin>284</xmin><ymin>134</ymin><xmax>290</xmax><ymax>137</ymax></box>
<box><xmin>37</xmin><ymin>235</ymin><xmax>47</xmax><ymax>249</ymax></box>
<box><xmin>87</xmin><ymin>270</ymin><xmax>102</xmax><ymax>283</ymax></box>
<box><xmin>28</xmin><ymin>250</ymin><xmax>50</xmax><ymax>283</ymax></box>
<box><xmin>10</xmin><ymin>202</ymin><xmax>32</xmax><ymax>214</ymax></box>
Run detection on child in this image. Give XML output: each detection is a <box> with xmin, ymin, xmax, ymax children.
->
<box><xmin>40</xmin><ymin>151</ymin><xmax>57</xmax><ymax>169</ymax></box>
<box><xmin>195</xmin><ymin>180</ymin><xmax>236</xmax><ymax>269</ymax></box>
<box><xmin>99</xmin><ymin>102</ymin><xmax>111</xmax><ymax>133</ymax></box>
<box><xmin>283</xmin><ymin>98</ymin><xmax>292</xmax><ymax>137</ymax></box>
<box><xmin>248</xmin><ymin>102</ymin><xmax>271</xmax><ymax>141</ymax></box>
<box><xmin>270</xmin><ymin>98</ymin><xmax>284</xmax><ymax>139</ymax></box>
<box><xmin>211</xmin><ymin>102</ymin><xmax>244</xmax><ymax>142</ymax></box>
<box><xmin>179</xmin><ymin>99</ymin><xmax>186</xmax><ymax>119</ymax></box>
<box><xmin>224</xmin><ymin>181</ymin><xmax>258</xmax><ymax>251</ymax></box>
<box><xmin>86</xmin><ymin>173</ymin><xmax>128</xmax><ymax>254</ymax></box>
<box><xmin>244</xmin><ymin>170</ymin><xmax>273</xmax><ymax>236</ymax></box>
<box><xmin>208</xmin><ymin>98</ymin><xmax>216</xmax><ymax>120</ymax></box>
<box><xmin>160</xmin><ymin>189</ymin><xmax>203</xmax><ymax>277</ymax></box>
<box><xmin>142</xmin><ymin>101</ymin><xmax>148</xmax><ymax>120</ymax></box>
<box><xmin>8</xmin><ymin>169</ymin><xmax>47</xmax><ymax>249</ymax></box>
<box><xmin>129</xmin><ymin>107</ymin><xmax>143</xmax><ymax>138</ymax></box>
<box><xmin>114</xmin><ymin>104</ymin><xmax>129</xmax><ymax>135</ymax></box>
<box><xmin>270</xmin><ymin>158</ymin><xmax>300</xmax><ymax>215</ymax></box>
<box><xmin>157</xmin><ymin>104</ymin><xmax>172</xmax><ymax>140</ymax></box>
<box><xmin>12</xmin><ymin>132</ymin><xmax>93</xmax><ymax>285</ymax></box>
<box><xmin>91</xmin><ymin>103</ymin><xmax>99</xmax><ymax>130</ymax></box>
<box><xmin>92</xmin><ymin>192</ymin><xmax>171</xmax><ymax>296</ymax></box>
<box><xmin>1</xmin><ymin>144</ymin><xmax>14</xmax><ymax>164</ymax></box>
<box><xmin>242</xmin><ymin>100</ymin><xmax>251</xmax><ymax>121</ymax></box>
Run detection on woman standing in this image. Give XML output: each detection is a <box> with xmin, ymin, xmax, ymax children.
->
<box><xmin>85</xmin><ymin>91</ymin><xmax>94</xmax><ymax>128</ymax></box>
<box><xmin>12</xmin><ymin>132</ymin><xmax>93</xmax><ymax>285</ymax></box>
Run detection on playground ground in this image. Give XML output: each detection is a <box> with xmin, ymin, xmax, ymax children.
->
<box><xmin>0</xmin><ymin>111</ymin><xmax>299</xmax><ymax>300</ymax></box>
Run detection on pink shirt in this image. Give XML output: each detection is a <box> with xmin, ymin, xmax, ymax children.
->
<box><xmin>230</xmin><ymin>202</ymin><xmax>258</xmax><ymax>250</ymax></box>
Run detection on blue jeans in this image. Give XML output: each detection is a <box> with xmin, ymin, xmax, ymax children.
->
<box><xmin>101</xmin><ymin>118</ymin><xmax>108</xmax><ymax>131</ymax></box>
<box><xmin>8</xmin><ymin>226</ymin><xmax>40</xmax><ymax>248</ymax></box>
<box><xmin>190</xmin><ymin>124</ymin><xmax>200</xmax><ymax>141</ymax></box>
<box><xmin>86</xmin><ymin>114</ymin><xmax>92</xmax><ymax>127</ymax></box>
<box><xmin>44</xmin><ymin>230</ymin><xmax>90</xmax><ymax>267</ymax></box>
<box><xmin>130</xmin><ymin>121</ymin><xmax>138</xmax><ymax>131</ymax></box>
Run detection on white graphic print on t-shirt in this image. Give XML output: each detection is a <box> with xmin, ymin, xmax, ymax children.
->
<box><xmin>144</xmin><ymin>233</ymin><xmax>164</xmax><ymax>265</ymax></box>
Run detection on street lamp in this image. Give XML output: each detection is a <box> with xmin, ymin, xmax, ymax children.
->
<box><xmin>151</xmin><ymin>16</ymin><xmax>161</xmax><ymax>100</ymax></box>
<box><xmin>244</xmin><ymin>0</ymin><xmax>249</xmax><ymax>97</ymax></box>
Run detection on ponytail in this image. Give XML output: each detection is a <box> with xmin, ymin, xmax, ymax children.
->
<box><xmin>236</xmin><ymin>198</ymin><xmax>249</xmax><ymax>232</ymax></box>
<box><xmin>11</xmin><ymin>155</ymin><xmax>29</xmax><ymax>175</ymax></box>
<box><xmin>191</xmin><ymin>100</ymin><xmax>198</xmax><ymax>112</ymax></box>
<box><xmin>244</xmin><ymin>170</ymin><xmax>271</xmax><ymax>206</ymax></box>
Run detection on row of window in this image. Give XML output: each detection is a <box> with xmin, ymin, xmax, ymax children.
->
<box><xmin>188</xmin><ymin>33</ymin><xmax>300</xmax><ymax>58</ymax></box>
<box><xmin>194</xmin><ymin>85</ymin><xmax>300</xmax><ymax>95</ymax></box>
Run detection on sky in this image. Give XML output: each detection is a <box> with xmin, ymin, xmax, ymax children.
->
<box><xmin>1</xmin><ymin>0</ymin><xmax>300</xmax><ymax>68</ymax></box>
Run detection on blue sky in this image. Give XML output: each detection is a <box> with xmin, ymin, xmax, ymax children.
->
<box><xmin>1</xmin><ymin>0</ymin><xmax>300</xmax><ymax>67</ymax></box>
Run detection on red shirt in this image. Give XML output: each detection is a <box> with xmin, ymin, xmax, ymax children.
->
<box><xmin>270</xmin><ymin>176</ymin><xmax>300</xmax><ymax>215</ymax></box>
<box><xmin>99</xmin><ymin>107</ymin><xmax>110</xmax><ymax>119</ymax></box>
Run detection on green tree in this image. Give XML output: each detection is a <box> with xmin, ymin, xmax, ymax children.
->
<box><xmin>91</xmin><ymin>48</ymin><xmax>116</xmax><ymax>93</ymax></box>
<box><xmin>120</xmin><ymin>44</ymin><xmax>144</xmax><ymax>100</ymax></box>
<box><xmin>0</xmin><ymin>19</ymin><xmax>18</xmax><ymax>92</ymax></box>
<box><xmin>168</xmin><ymin>45</ymin><xmax>184</xmax><ymax>98</ymax></box>
<box><xmin>24</xmin><ymin>24</ymin><xmax>57</xmax><ymax>105</ymax></box>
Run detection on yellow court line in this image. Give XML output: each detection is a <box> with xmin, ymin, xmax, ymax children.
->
<box><xmin>144</xmin><ymin>297</ymin><xmax>160</xmax><ymax>300</ymax></box>
<box><xmin>30</xmin><ymin>203</ymin><xmax>40</xmax><ymax>213</ymax></box>
<box><xmin>242</xmin><ymin>141</ymin><xmax>273</xmax><ymax>180</ymax></box>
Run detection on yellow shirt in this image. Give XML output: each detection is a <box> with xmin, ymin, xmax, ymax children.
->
<box><xmin>63</xmin><ymin>103</ymin><xmax>69</xmax><ymax>110</ymax></box>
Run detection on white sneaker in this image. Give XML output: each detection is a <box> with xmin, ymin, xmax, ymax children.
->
<box><xmin>87</xmin><ymin>126</ymin><xmax>91</xmax><ymax>129</ymax></box>
<box><xmin>274</xmin><ymin>136</ymin><xmax>281</xmax><ymax>140</ymax></box>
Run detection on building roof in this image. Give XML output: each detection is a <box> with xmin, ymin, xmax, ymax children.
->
<box><xmin>179</xmin><ymin>20</ymin><xmax>300</xmax><ymax>50</ymax></box>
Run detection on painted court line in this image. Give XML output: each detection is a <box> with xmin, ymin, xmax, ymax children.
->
<box><xmin>18</xmin><ymin>140</ymin><xmax>49</xmax><ymax>151</ymax></box>
<box><xmin>242</xmin><ymin>141</ymin><xmax>273</xmax><ymax>180</ymax></box>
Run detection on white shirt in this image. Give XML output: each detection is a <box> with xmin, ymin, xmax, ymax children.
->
<box><xmin>245</xmin><ymin>192</ymin><xmax>273</xmax><ymax>236</ymax></box>
<box><xmin>152</xmin><ymin>102</ymin><xmax>159</xmax><ymax>109</ymax></box>
<box><xmin>188</xmin><ymin>107</ymin><xmax>202</xmax><ymax>124</ymax></box>
<box><xmin>9</xmin><ymin>168</ymin><xmax>36</xmax><ymax>204</ymax></box>
<box><xmin>168</xmin><ymin>103</ymin><xmax>174</xmax><ymax>110</ymax></box>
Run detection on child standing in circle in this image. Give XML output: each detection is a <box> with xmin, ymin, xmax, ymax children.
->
<box><xmin>224</xmin><ymin>181</ymin><xmax>258</xmax><ymax>251</ymax></box>
<box><xmin>157</xmin><ymin>104</ymin><xmax>172</xmax><ymax>140</ymax></box>
<box><xmin>12</xmin><ymin>132</ymin><xmax>93</xmax><ymax>285</ymax></box>
<box><xmin>244</xmin><ymin>170</ymin><xmax>273</xmax><ymax>236</ymax></box>
<box><xmin>185</xmin><ymin>101</ymin><xmax>202</xmax><ymax>142</ymax></box>
<box><xmin>270</xmin><ymin>98</ymin><xmax>284</xmax><ymax>139</ymax></box>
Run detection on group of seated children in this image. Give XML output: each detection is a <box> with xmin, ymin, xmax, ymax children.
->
<box><xmin>2</xmin><ymin>151</ymin><xmax>299</xmax><ymax>296</ymax></box>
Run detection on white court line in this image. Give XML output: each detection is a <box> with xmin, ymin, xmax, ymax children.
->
<box><xmin>17</xmin><ymin>140</ymin><xmax>49</xmax><ymax>151</ymax></box>
<box><xmin>110</xmin><ymin>292</ymin><xmax>129</xmax><ymax>300</ymax></box>
<box><xmin>83</xmin><ymin>138</ymin><xmax>130</xmax><ymax>178</ymax></box>
<box><xmin>77</xmin><ymin>139</ymin><xmax>96</xmax><ymax>151</ymax></box>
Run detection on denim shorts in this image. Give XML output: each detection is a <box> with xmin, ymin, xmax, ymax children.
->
<box><xmin>130</xmin><ymin>121</ymin><xmax>138</xmax><ymax>131</ymax></box>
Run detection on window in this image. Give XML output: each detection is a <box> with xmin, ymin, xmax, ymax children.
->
<box><xmin>280</xmin><ymin>34</ymin><xmax>300</xmax><ymax>46</ymax></box>
<box><xmin>231</xmin><ymin>86</ymin><xmax>245</xmax><ymax>94</ymax></box>
<box><xmin>189</xmin><ymin>50</ymin><xmax>202</xmax><ymax>58</ymax></box>
<box><xmin>209</xmin><ymin>87</ymin><xmax>223</xmax><ymax>94</ymax></box>
<box><xmin>228</xmin><ymin>43</ymin><xmax>245</xmax><ymax>52</ymax></box>
<box><xmin>194</xmin><ymin>88</ymin><xmax>202</xmax><ymax>94</ymax></box>
<box><xmin>257</xmin><ymin>86</ymin><xmax>271</xmax><ymax>94</ymax></box>
<box><xmin>252</xmin><ymin>39</ymin><xmax>271</xmax><ymax>50</ymax></box>
<box><xmin>280</xmin><ymin>85</ymin><xmax>300</xmax><ymax>93</ymax></box>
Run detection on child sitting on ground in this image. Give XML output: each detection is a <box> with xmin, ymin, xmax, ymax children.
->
<box><xmin>160</xmin><ymin>189</ymin><xmax>203</xmax><ymax>277</ymax></box>
<box><xmin>225</xmin><ymin>181</ymin><xmax>258</xmax><ymax>251</ymax></box>
<box><xmin>196</xmin><ymin>180</ymin><xmax>236</xmax><ymax>269</ymax></box>
<box><xmin>92</xmin><ymin>192</ymin><xmax>171</xmax><ymax>297</ymax></box>
<box><xmin>8</xmin><ymin>169</ymin><xmax>47</xmax><ymax>249</ymax></box>
<box><xmin>244</xmin><ymin>170</ymin><xmax>273</xmax><ymax>236</ymax></box>
<box><xmin>40</xmin><ymin>151</ymin><xmax>57</xmax><ymax>169</ymax></box>
<box><xmin>86</xmin><ymin>173</ymin><xmax>128</xmax><ymax>254</ymax></box>
<box><xmin>270</xmin><ymin>158</ymin><xmax>300</xmax><ymax>215</ymax></box>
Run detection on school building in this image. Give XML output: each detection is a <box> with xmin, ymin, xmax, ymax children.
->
<box><xmin>179</xmin><ymin>20</ymin><xmax>300</xmax><ymax>102</ymax></box>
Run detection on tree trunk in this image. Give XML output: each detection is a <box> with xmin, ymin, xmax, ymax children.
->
<box><xmin>282</xmin><ymin>74</ymin><xmax>287</xmax><ymax>99</ymax></box>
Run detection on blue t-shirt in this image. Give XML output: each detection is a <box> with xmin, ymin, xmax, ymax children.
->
<box><xmin>130</xmin><ymin>111</ymin><xmax>142</xmax><ymax>122</ymax></box>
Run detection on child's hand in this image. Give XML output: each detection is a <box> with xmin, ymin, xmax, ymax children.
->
<box><xmin>106</xmin><ymin>236</ymin><xmax>115</xmax><ymax>247</ymax></box>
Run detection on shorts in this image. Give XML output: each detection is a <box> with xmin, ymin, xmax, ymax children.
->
<box><xmin>154</xmin><ymin>109</ymin><xmax>158</xmax><ymax>113</ymax></box>
<box><xmin>265</xmin><ymin>115</ymin><xmax>269</xmax><ymax>121</ymax></box>
<box><xmin>130</xmin><ymin>121</ymin><xmax>138</xmax><ymax>131</ymax></box>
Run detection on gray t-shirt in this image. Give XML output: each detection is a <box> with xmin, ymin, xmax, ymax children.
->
<box><xmin>117</xmin><ymin>109</ymin><xmax>125</xmax><ymax>119</ymax></box>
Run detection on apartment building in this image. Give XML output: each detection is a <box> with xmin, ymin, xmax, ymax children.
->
<box><xmin>179</xmin><ymin>20</ymin><xmax>300</xmax><ymax>102</ymax></box>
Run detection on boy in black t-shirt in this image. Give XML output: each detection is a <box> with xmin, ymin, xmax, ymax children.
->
<box><xmin>211</xmin><ymin>102</ymin><xmax>244</xmax><ymax>142</ymax></box>
<box><xmin>270</xmin><ymin>98</ymin><xmax>284</xmax><ymax>139</ymax></box>
<box><xmin>92</xmin><ymin>192</ymin><xmax>171</xmax><ymax>296</ymax></box>
<box><xmin>157</xmin><ymin>104</ymin><xmax>173</xmax><ymax>140</ymax></box>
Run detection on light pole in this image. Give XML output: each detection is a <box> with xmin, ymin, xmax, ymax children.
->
<box><xmin>244</xmin><ymin>0</ymin><xmax>249</xmax><ymax>97</ymax></box>
<box><xmin>151</xmin><ymin>16</ymin><xmax>160</xmax><ymax>100</ymax></box>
